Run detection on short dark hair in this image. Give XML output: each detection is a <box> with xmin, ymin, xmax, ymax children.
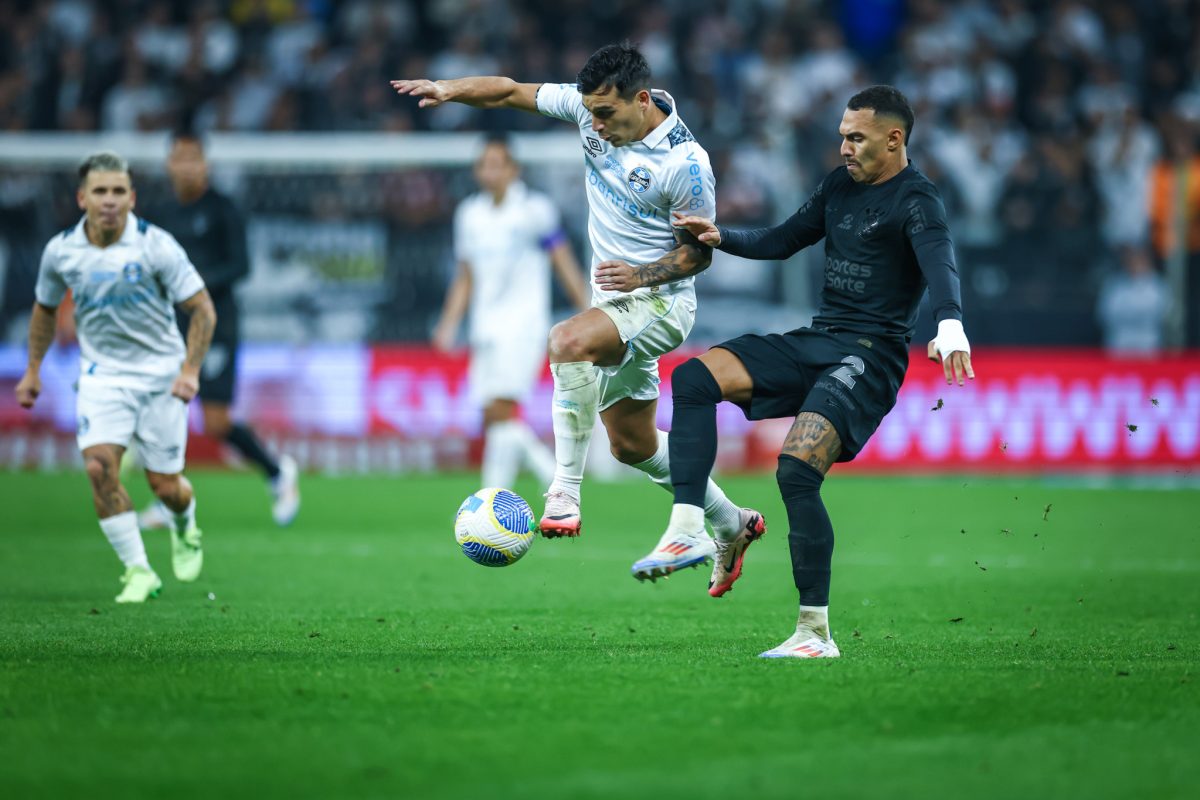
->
<box><xmin>576</xmin><ymin>42</ymin><xmax>651</xmax><ymax>99</ymax></box>
<box><xmin>78</xmin><ymin>151</ymin><xmax>130</xmax><ymax>186</ymax></box>
<box><xmin>479</xmin><ymin>134</ymin><xmax>517</xmax><ymax>166</ymax></box>
<box><xmin>847</xmin><ymin>85</ymin><xmax>915</xmax><ymax>144</ymax></box>
<box><xmin>171</xmin><ymin>129</ymin><xmax>205</xmax><ymax>152</ymax></box>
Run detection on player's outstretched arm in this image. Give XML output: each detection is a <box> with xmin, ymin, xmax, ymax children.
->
<box><xmin>594</xmin><ymin>228</ymin><xmax>713</xmax><ymax>293</ymax></box>
<box><xmin>174</xmin><ymin>288</ymin><xmax>216</xmax><ymax>402</ymax></box>
<box><xmin>15</xmin><ymin>301</ymin><xmax>56</xmax><ymax>409</ymax></box>
<box><xmin>390</xmin><ymin>77</ymin><xmax>541</xmax><ymax>113</ymax></box>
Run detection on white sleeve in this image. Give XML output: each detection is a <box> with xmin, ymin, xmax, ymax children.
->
<box><xmin>535</xmin><ymin>82</ymin><xmax>589</xmax><ymax>126</ymax></box>
<box><xmin>34</xmin><ymin>239</ymin><xmax>67</xmax><ymax>307</ymax></box>
<box><xmin>661</xmin><ymin>145</ymin><xmax>717</xmax><ymax>224</ymax></box>
<box><xmin>148</xmin><ymin>227</ymin><xmax>206</xmax><ymax>303</ymax></box>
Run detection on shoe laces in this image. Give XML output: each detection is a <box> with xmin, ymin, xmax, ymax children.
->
<box><xmin>542</xmin><ymin>491</ymin><xmax>578</xmax><ymax>517</ymax></box>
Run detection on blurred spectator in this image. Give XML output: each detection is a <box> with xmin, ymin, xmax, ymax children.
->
<box><xmin>2</xmin><ymin>0</ymin><xmax>1200</xmax><ymax>348</ymax></box>
<box><xmin>1097</xmin><ymin>246</ymin><xmax>1169</xmax><ymax>356</ymax></box>
<box><xmin>1148</xmin><ymin>113</ymin><xmax>1200</xmax><ymax>347</ymax></box>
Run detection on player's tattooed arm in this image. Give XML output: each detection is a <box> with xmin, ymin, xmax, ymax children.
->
<box><xmin>593</xmin><ymin>228</ymin><xmax>713</xmax><ymax>293</ymax></box>
<box><xmin>15</xmin><ymin>302</ymin><xmax>57</xmax><ymax>409</ymax></box>
<box><xmin>173</xmin><ymin>289</ymin><xmax>216</xmax><ymax>402</ymax></box>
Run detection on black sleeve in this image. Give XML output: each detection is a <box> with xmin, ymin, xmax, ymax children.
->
<box><xmin>905</xmin><ymin>186</ymin><xmax>962</xmax><ymax>322</ymax></box>
<box><xmin>202</xmin><ymin>197</ymin><xmax>251</xmax><ymax>295</ymax></box>
<box><xmin>716</xmin><ymin>176</ymin><xmax>827</xmax><ymax>260</ymax></box>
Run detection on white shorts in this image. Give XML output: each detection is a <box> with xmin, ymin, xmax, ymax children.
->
<box><xmin>595</xmin><ymin>291</ymin><xmax>695</xmax><ymax>411</ymax></box>
<box><xmin>468</xmin><ymin>334</ymin><xmax>547</xmax><ymax>406</ymax></box>
<box><xmin>76</xmin><ymin>382</ymin><xmax>189</xmax><ymax>474</ymax></box>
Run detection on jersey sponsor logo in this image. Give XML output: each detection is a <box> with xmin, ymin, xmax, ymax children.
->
<box><xmin>688</xmin><ymin>197</ymin><xmax>705</xmax><ymax>210</ymax></box>
<box><xmin>906</xmin><ymin>198</ymin><xmax>928</xmax><ymax>235</ymax></box>
<box><xmin>685</xmin><ymin>152</ymin><xmax>705</xmax><ymax>202</ymax></box>
<box><xmin>825</xmin><ymin>257</ymin><xmax>872</xmax><ymax>294</ymax></box>
<box><xmin>604</xmin><ymin>156</ymin><xmax>623</xmax><ymax>176</ymax></box>
<box><xmin>122</xmin><ymin>262</ymin><xmax>143</xmax><ymax>283</ymax></box>
<box><xmin>627</xmin><ymin>166</ymin><xmax>651</xmax><ymax>194</ymax></box>
<box><xmin>837</xmin><ymin>213</ymin><xmax>854</xmax><ymax>231</ymax></box>
<box><xmin>584</xmin><ymin>136</ymin><xmax>604</xmax><ymax>157</ymax></box>
<box><xmin>608</xmin><ymin>297</ymin><xmax>631</xmax><ymax>314</ymax></box>
<box><xmin>586</xmin><ymin>167</ymin><xmax>664</xmax><ymax>221</ymax></box>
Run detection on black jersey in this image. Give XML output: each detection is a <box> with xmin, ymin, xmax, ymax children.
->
<box><xmin>718</xmin><ymin>164</ymin><xmax>961</xmax><ymax>342</ymax></box>
<box><xmin>147</xmin><ymin>188</ymin><xmax>249</xmax><ymax>309</ymax></box>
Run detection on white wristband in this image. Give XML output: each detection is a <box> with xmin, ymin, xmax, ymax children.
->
<box><xmin>935</xmin><ymin>318</ymin><xmax>971</xmax><ymax>359</ymax></box>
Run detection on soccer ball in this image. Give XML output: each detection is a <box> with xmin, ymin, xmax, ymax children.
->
<box><xmin>454</xmin><ymin>488</ymin><xmax>536</xmax><ymax>567</ymax></box>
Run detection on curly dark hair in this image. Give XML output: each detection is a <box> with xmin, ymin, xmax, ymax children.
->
<box><xmin>847</xmin><ymin>85</ymin><xmax>915</xmax><ymax>144</ymax></box>
<box><xmin>576</xmin><ymin>42</ymin><xmax>651</xmax><ymax>99</ymax></box>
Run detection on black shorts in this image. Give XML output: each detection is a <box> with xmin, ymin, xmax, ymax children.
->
<box><xmin>716</xmin><ymin>327</ymin><xmax>909</xmax><ymax>462</ymax></box>
<box><xmin>180</xmin><ymin>300</ymin><xmax>239</xmax><ymax>405</ymax></box>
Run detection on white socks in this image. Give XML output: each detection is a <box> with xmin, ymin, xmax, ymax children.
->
<box><xmin>99</xmin><ymin>511</ymin><xmax>150</xmax><ymax>570</ymax></box>
<box><xmin>633</xmin><ymin>430</ymin><xmax>744</xmax><ymax>539</ymax></box>
<box><xmin>482</xmin><ymin>419</ymin><xmax>556</xmax><ymax>488</ymax></box>
<box><xmin>548</xmin><ymin>361</ymin><xmax>599</xmax><ymax>501</ymax></box>
<box><xmin>798</xmin><ymin>605</ymin><xmax>831</xmax><ymax>639</ymax></box>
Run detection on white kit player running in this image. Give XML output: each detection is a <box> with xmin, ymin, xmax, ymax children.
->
<box><xmin>15</xmin><ymin>152</ymin><xmax>216</xmax><ymax>603</ymax></box>
<box><xmin>433</xmin><ymin>137</ymin><xmax>589</xmax><ymax>490</ymax></box>
<box><xmin>394</xmin><ymin>43</ymin><xmax>766</xmax><ymax>582</ymax></box>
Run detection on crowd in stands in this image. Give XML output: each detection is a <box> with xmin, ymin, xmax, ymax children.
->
<box><xmin>2</xmin><ymin>0</ymin><xmax>1198</xmax><ymax>348</ymax></box>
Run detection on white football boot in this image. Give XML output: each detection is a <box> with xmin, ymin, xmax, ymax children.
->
<box><xmin>270</xmin><ymin>455</ymin><xmax>301</xmax><ymax>527</ymax></box>
<box><xmin>708</xmin><ymin>508</ymin><xmax>767</xmax><ymax>597</ymax></box>
<box><xmin>631</xmin><ymin>527</ymin><xmax>717</xmax><ymax>582</ymax></box>
<box><xmin>539</xmin><ymin>491</ymin><xmax>582</xmax><ymax>538</ymax></box>
<box><xmin>759</xmin><ymin>620</ymin><xmax>841</xmax><ymax>659</ymax></box>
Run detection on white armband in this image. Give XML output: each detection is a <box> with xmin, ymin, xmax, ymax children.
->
<box><xmin>934</xmin><ymin>318</ymin><xmax>971</xmax><ymax>359</ymax></box>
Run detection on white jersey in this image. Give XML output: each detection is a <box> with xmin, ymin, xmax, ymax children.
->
<box><xmin>35</xmin><ymin>213</ymin><xmax>206</xmax><ymax>392</ymax></box>
<box><xmin>453</xmin><ymin>180</ymin><xmax>564</xmax><ymax>345</ymax></box>
<box><xmin>535</xmin><ymin>83</ymin><xmax>716</xmax><ymax>306</ymax></box>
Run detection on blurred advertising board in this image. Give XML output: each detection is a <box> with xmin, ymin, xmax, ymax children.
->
<box><xmin>2</xmin><ymin>345</ymin><xmax>1197</xmax><ymax>474</ymax></box>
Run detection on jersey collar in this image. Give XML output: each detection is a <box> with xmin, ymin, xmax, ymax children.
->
<box><xmin>72</xmin><ymin>212</ymin><xmax>141</xmax><ymax>247</ymax></box>
<box><xmin>639</xmin><ymin>89</ymin><xmax>679</xmax><ymax>150</ymax></box>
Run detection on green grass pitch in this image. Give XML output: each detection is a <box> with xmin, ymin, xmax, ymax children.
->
<box><xmin>1</xmin><ymin>470</ymin><xmax>1197</xmax><ymax>799</ymax></box>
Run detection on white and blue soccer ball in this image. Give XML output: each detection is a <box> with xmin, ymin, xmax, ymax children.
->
<box><xmin>454</xmin><ymin>488</ymin><xmax>536</xmax><ymax>567</ymax></box>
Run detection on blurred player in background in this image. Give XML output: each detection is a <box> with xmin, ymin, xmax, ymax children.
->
<box><xmin>650</xmin><ymin>86</ymin><xmax>975</xmax><ymax>657</ymax></box>
<box><xmin>137</xmin><ymin>133</ymin><xmax>300</xmax><ymax>529</ymax></box>
<box><xmin>15</xmin><ymin>151</ymin><xmax>215</xmax><ymax>603</ymax></box>
<box><xmin>433</xmin><ymin>137</ymin><xmax>589</xmax><ymax>491</ymax></box>
<box><xmin>393</xmin><ymin>43</ymin><xmax>765</xmax><ymax>580</ymax></box>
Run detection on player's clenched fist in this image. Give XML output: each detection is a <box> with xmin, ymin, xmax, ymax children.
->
<box><xmin>15</xmin><ymin>371</ymin><xmax>40</xmax><ymax>409</ymax></box>
<box><xmin>595</xmin><ymin>260</ymin><xmax>641</xmax><ymax>293</ymax></box>
<box><xmin>171</xmin><ymin>370</ymin><xmax>200</xmax><ymax>403</ymax></box>
<box><xmin>671</xmin><ymin>212</ymin><xmax>722</xmax><ymax>246</ymax></box>
<box><xmin>390</xmin><ymin>79</ymin><xmax>449</xmax><ymax>108</ymax></box>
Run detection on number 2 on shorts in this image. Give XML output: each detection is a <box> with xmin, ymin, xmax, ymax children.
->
<box><xmin>830</xmin><ymin>355</ymin><xmax>865</xmax><ymax>389</ymax></box>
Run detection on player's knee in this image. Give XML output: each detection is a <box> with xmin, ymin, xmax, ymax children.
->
<box><xmin>205</xmin><ymin>416</ymin><xmax>232</xmax><ymax>440</ymax></box>
<box><xmin>548</xmin><ymin>321</ymin><xmax>590</xmax><ymax>363</ymax></box>
<box><xmin>147</xmin><ymin>472</ymin><xmax>180</xmax><ymax>501</ymax></box>
<box><xmin>84</xmin><ymin>454</ymin><xmax>116</xmax><ymax>488</ymax></box>
<box><xmin>776</xmin><ymin>454</ymin><xmax>824</xmax><ymax>498</ymax></box>
<box><xmin>672</xmin><ymin>358</ymin><xmax>722</xmax><ymax>405</ymax></box>
<box><xmin>608</xmin><ymin>437</ymin><xmax>650</xmax><ymax>465</ymax></box>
